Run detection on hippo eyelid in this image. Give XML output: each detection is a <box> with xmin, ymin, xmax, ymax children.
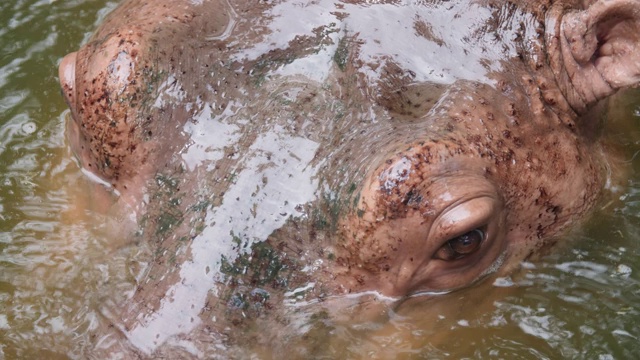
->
<box><xmin>404</xmin><ymin>194</ymin><xmax>505</xmax><ymax>293</ymax></box>
<box><xmin>427</xmin><ymin>194</ymin><xmax>498</xmax><ymax>248</ymax></box>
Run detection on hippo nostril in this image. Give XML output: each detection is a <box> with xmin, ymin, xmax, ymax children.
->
<box><xmin>58</xmin><ymin>52</ymin><xmax>77</xmax><ymax>107</ymax></box>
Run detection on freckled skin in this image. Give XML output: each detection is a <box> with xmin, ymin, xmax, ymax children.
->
<box><xmin>335</xmin><ymin>80</ymin><xmax>604</xmax><ymax>295</ymax></box>
<box><xmin>57</xmin><ymin>0</ymin><xmax>640</xmax><ymax>294</ymax></box>
<box><xmin>59</xmin><ymin>0</ymin><xmax>234</xmax><ymax>199</ymax></box>
<box><xmin>57</xmin><ymin>0</ymin><xmax>640</xmax><ymax>355</ymax></box>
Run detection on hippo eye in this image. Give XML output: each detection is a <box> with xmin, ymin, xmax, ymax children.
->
<box><xmin>433</xmin><ymin>228</ymin><xmax>485</xmax><ymax>261</ymax></box>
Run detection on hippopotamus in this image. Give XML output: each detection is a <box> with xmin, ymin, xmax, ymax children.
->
<box><xmin>58</xmin><ymin>0</ymin><xmax>640</xmax><ymax>356</ymax></box>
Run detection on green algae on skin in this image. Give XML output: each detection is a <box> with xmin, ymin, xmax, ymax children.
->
<box><xmin>152</xmin><ymin>174</ymin><xmax>184</xmax><ymax>237</ymax></box>
<box><xmin>220</xmin><ymin>240</ymin><xmax>293</xmax><ymax>288</ymax></box>
<box><xmin>216</xmin><ymin>239</ymin><xmax>303</xmax><ymax>323</ymax></box>
<box><xmin>333</xmin><ymin>35</ymin><xmax>349</xmax><ymax>72</ymax></box>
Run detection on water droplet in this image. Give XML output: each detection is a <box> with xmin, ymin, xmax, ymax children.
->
<box><xmin>21</xmin><ymin>121</ymin><xmax>36</xmax><ymax>134</ymax></box>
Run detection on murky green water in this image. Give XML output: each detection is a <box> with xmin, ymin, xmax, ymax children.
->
<box><xmin>1</xmin><ymin>0</ymin><xmax>640</xmax><ymax>359</ymax></box>
<box><xmin>0</xmin><ymin>1</ymin><xmax>123</xmax><ymax>358</ymax></box>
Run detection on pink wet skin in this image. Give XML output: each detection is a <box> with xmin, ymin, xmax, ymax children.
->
<box><xmin>331</xmin><ymin>0</ymin><xmax>640</xmax><ymax>297</ymax></box>
<box><xmin>59</xmin><ymin>50</ymin><xmax>108</xmax><ymax>177</ymax></box>
<box><xmin>52</xmin><ymin>1</ymin><xmax>640</xmax><ymax>356</ymax></box>
<box><xmin>337</xmin><ymin>156</ymin><xmax>509</xmax><ymax>296</ymax></box>
<box><xmin>59</xmin><ymin>52</ymin><xmax>76</xmax><ymax>106</ymax></box>
<box><xmin>59</xmin><ymin>52</ymin><xmax>87</xmax><ymax>167</ymax></box>
<box><xmin>56</xmin><ymin>0</ymin><xmax>640</xmax><ymax>301</ymax></box>
<box><xmin>59</xmin><ymin>51</ymin><xmax>140</xmax><ymax>219</ymax></box>
<box><xmin>546</xmin><ymin>0</ymin><xmax>640</xmax><ymax>114</ymax></box>
<box><xmin>58</xmin><ymin>47</ymin><xmax>156</xmax><ymax>214</ymax></box>
<box><xmin>332</xmin><ymin>121</ymin><xmax>604</xmax><ymax>297</ymax></box>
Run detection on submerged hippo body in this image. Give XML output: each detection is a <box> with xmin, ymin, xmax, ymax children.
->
<box><xmin>58</xmin><ymin>0</ymin><xmax>640</xmax><ymax>356</ymax></box>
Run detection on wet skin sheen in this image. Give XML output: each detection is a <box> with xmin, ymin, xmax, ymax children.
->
<box><xmin>57</xmin><ymin>0</ymin><xmax>640</xmax><ymax>356</ymax></box>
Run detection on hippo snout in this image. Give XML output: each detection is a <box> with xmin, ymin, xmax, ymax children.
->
<box><xmin>59</xmin><ymin>52</ymin><xmax>77</xmax><ymax>109</ymax></box>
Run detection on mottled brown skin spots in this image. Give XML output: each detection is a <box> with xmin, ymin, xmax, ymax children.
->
<box><xmin>334</xmin><ymin>77</ymin><xmax>605</xmax><ymax>295</ymax></box>
<box><xmin>57</xmin><ymin>2</ymin><xmax>640</xmax><ymax>353</ymax></box>
<box><xmin>60</xmin><ymin>0</ymin><xmax>234</xmax><ymax>199</ymax></box>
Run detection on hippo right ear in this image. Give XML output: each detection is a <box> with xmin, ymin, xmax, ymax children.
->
<box><xmin>547</xmin><ymin>0</ymin><xmax>640</xmax><ymax>113</ymax></box>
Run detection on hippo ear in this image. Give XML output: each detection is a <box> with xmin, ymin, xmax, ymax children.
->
<box><xmin>552</xmin><ymin>0</ymin><xmax>640</xmax><ymax>111</ymax></box>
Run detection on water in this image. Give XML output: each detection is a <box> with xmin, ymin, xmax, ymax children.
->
<box><xmin>1</xmin><ymin>0</ymin><xmax>640</xmax><ymax>358</ymax></box>
<box><xmin>0</xmin><ymin>1</ymin><xmax>123</xmax><ymax>358</ymax></box>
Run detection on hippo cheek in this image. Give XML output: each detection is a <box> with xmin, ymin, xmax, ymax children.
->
<box><xmin>344</xmin><ymin>156</ymin><xmax>509</xmax><ymax>297</ymax></box>
<box><xmin>58</xmin><ymin>52</ymin><xmax>77</xmax><ymax>110</ymax></box>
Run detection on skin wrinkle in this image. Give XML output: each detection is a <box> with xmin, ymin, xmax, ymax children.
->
<box><xmin>563</xmin><ymin>20</ymin><xmax>612</xmax><ymax>107</ymax></box>
<box><xmin>544</xmin><ymin>3</ymin><xmax>591</xmax><ymax>115</ymax></box>
<box><xmin>547</xmin><ymin>0</ymin><xmax>640</xmax><ymax>114</ymax></box>
<box><xmin>434</xmin><ymin>196</ymin><xmax>495</xmax><ymax>240</ymax></box>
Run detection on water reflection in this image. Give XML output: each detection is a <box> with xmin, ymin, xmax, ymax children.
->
<box><xmin>122</xmin><ymin>124</ymin><xmax>321</xmax><ymax>352</ymax></box>
<box><xmin>230</xmin><ymin>0</ymin><xmax>534</xmax><ymax>85</ymax></box>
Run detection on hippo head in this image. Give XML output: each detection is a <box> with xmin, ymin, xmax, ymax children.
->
<box><xmin>54</xmin><ymin>0</ymin><xmax>640</xmax><ymax>356</ymax></box>
<box><xmin>57</xmin><ymin>0</ymin><xmax>640</xmax><ymax>303</ymax></box>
